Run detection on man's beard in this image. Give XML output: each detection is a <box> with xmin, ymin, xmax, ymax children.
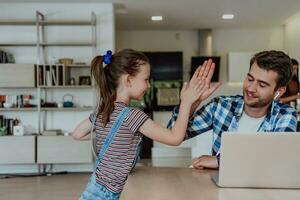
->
<box><xmin>243</xmin><ymin>91</ymin><xmax>273</xmax><ymax>108</ymax></box>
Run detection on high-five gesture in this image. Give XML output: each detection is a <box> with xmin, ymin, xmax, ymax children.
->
<box><xmin>180</xmin><ymin>76</ymin><xmax>206</xmax><ymax>106</ymax></box>
<box><xmin>190</xmin><ymin>59</ymin><xmax>221</xmax><ymax>115</ymax></box>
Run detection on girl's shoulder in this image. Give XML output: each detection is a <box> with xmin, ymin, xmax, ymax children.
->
<box><xmin>126</xmin><ymin>107</ymin><xmax>149</xmax><ymax>120</ymax></box>
<box><xmin>124</xmin><ymin>107</ymin><xmax>149</xmax><ymax>133</ymax></box>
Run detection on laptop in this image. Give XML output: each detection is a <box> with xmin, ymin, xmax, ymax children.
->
<box><xmin>211</xmin><ymin>132</ymin><xmax>300</xmax><ymax>188</ymax></box>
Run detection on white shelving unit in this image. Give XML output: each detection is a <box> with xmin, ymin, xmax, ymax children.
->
<box><xmin>0</xmin><ymin>108</ymin><xmax>38</xmax><ymax>112</ymax></box>
<box><xmin>0</xmin><ymin>11</ymin><xmax>97</xmax><ymax>172</ymax></box>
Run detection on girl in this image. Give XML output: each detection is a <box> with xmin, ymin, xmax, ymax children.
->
<box><xmin>72</xmin><ymin>49</ymin><xmax>206</xmax><ymax>200</ymax></box>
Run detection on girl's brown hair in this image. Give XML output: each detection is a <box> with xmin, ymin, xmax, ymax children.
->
<box><xmin>91</xmin><ymin>49</ymin><xmax>149</xmax><ymax>124</ymax></box>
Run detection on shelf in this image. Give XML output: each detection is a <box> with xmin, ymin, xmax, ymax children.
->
<box><xmin>41</xmin><ymin>42</ymin><xmax>93</xmax><ymax>47</ymax></box>
<box><xmin>0</xmin><ymin>86</ymin><xmax>36</xmax><ymax>89</ymax></box>
<box><xmin>0</xmin><ymin>20</ymin><xmax>35</xmax><ymax>25</ymax></box>
<box><xmin>39</xmin><ymin>85</ymin><xmax>92</xmax><ymax>89</ymax></box>
<box><xmin>0</xmin><ymin>11</ymin><xmax>97</xmax><ymax>138</ymax></box>
<box><xmin>0</xmin><ymin>42</ymin><xmax>93</xmax><ymax>47</ymax></box>
<box><xmin>0</xmin><ymin>108</ymin><xmax>37</xmax><ymax>111</ymax></box>
<box><xmin>0</xmin><ymin>107</ymin><xmax>93</xmax><ymax>112</ymax></box>
<box><xmin>0</xmin><ymin>43</ymin><xmax>36</xmax><ymax>47</ymax></box>
<box><xmin>41</xmin><ymin>107</ymin><xmax>93</xmax><ymax>111</ymax></box>
<box><xmin>0</xmin><ymin>20</ymin><xmax>93</xmax><ymax>26</ymax></box>
<box><xmin>41</xmin><ymin>20</ymin><xmax>93</xmax><ymax>26</ymax></box>
<box><xmin>65</xmin><ymin>64</ymin><xmax>90</xmax><ymax>68</ymax></box>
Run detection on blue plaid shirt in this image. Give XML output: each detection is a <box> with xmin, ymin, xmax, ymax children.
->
<box><xmin>167</xmin><ymin>95</ymin><xmax>297</xmax><ymax>156</ymax></box>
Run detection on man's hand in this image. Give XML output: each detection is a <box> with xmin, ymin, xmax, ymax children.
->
<box><xmin>192</xmin><ymin>155</ymin><xmax>218</xmax><ymax>169</ymax></box>
<box><xmin>189</xmin><ymin>59</ymin><xmax>222</xmax><ymax>115</ymax></box>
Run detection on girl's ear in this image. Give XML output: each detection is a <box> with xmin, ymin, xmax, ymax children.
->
<box><xmin>122</xmin><ymin>74</ymin><xmax>132</xmax><ymax>88</ymax></box>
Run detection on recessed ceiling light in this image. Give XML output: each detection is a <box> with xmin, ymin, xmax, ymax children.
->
<box><xmin>151</xmin><ymin>16</ymin><xmax>163</xmax><ymax>21</ymax></box>
<box><xmin>222</xmin><ymin>14</ymin><xmax>234</xmax><ymax>19</ymax></box>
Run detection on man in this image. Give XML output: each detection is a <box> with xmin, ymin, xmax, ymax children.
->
<box><xmin>167</xmin><ymin>50</ymin><xmax>297</xmax><ymax>169</ymax></box>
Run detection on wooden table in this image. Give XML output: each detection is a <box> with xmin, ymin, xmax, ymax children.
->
<box><xmin>121</xmin><ymin>166</ymin><xmax>300</xmax><ymax>200</ymax></box>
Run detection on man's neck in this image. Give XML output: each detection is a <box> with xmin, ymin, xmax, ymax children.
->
<box><xmin>243</xmin><ymin>104</ymin><xmax>271</xmax><ymax>118</ymax></box>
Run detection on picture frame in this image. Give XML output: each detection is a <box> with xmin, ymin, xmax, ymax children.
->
<box><xmin>79</xmin><ymin>76</ymin><xmax>91</xmax><ymax>86</ymax></box>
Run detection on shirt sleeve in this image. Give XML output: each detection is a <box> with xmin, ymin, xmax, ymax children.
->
<box><xmin>167</xmin><ymin>98</ymin><xmax>218</xmax><ymax>140</ymax></box>
<box><xmin>126</xmin><ymin>108</ymin><xmax>149</xmax><ymax>133</ymax></box>
<box><xmin>274</xmin><ymin>107</ymin><xmax>297</xmax><ymax>132</ymax></box>
<box><xmin>89</xmin><ymin>111</ymin><xmax>97</xmax><ymax>123</ymax></box>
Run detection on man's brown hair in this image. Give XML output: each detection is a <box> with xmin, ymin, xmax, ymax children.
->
<box><xmin>250</xmin><ymin>50</ymin><xmax>292</xmax><ymax>90</ymax></box>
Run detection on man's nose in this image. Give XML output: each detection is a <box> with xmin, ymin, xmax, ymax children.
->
<box><xmin>247</xmin><ymin>82</ymin><xmax>257</xmax><ymax>92</ymax></box>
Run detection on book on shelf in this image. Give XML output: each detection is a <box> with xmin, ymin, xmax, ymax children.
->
<box><xmin>38</xmin><ymin>65</ymin><xmax>44</xmax><ymax>86</ymax></box>
<box><xmin>51</xmin><ymin>66</ymin><xmax>58</xmax><ymax>86</ymax></box>
<box><xmin>58</xmin><ymin>65</ymin><xmax>64</xmax><ymax>85</ymax></box>
<box><xmin>37</xmin><ymin>64</ymin><xmax>65</xmax><ymax>86</ymax></box>
<box><xmin>43</xmin><ymin>65</ymin><xmax>46</xmax><ymax>86</ymax></box>
<box><xmin>46</xmin><ymin>70</ymin><xmax>52</xmax><ymax>86</ymax></box>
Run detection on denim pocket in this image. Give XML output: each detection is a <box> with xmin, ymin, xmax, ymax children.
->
<box><xmin>79</xmin><ymin>175</ymin><xmax>120</xmax><ymax>200</ymax></box>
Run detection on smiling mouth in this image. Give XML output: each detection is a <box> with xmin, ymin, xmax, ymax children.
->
<box><xmin>246</xmin><ymin>91</ymin><xmax>258</xmax><ymax>99</ymax></box>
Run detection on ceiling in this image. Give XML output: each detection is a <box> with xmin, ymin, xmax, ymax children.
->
<box><xmin>3</xmin><ymin>0</ymin><xmax>300</xmax><ymax>30</ymax></box>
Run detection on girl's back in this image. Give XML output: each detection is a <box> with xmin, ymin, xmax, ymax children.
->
<box><xmin>91</xmin><ymin>101</ymin><xmax>148</xmax><ymax>193</ymax></box>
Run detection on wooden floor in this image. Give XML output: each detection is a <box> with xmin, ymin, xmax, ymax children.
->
<box><xmin>0</xmin><ymin>172</ymin><xmax>88</xmax><ymax>200</ymax></box>
<box><xmin>0</xmin><ymin>159</ymin><xmax>191</xmax><ymax>200</ymax></box>
<box><xmin>1</xmin><ymin>165</ymin><xmax>300</xmax><ymax>200</ymax></box>
<box><xmin>0</xmin><ymin>167</ymin><xmax>215</xmax><ymax>200</ymax></box>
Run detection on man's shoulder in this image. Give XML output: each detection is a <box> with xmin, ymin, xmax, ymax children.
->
<box><xmin>273</xmin><ymin>101</ymin><xmax>296</xmax><ymax>115</ymax></box>
<box><xmin>271</xmin><ymin>101</ymin><xmax>297</xmax><ymax>131</ymax></box>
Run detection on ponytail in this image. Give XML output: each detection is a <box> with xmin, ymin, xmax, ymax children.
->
<box><xmin>91</xmin><ymin>56</ymin><xmax>116</xmax><ymax>125</ymax></box>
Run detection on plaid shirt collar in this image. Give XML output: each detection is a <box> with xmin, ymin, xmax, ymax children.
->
<box><xmin>233</xmin><ymin>95</ymin><xmax>279</xmax><ymax>123</ymax></box>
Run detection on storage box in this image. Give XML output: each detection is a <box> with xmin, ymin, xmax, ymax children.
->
<box><xmin>156</xmin><ymin>88</ymin><xmax>180</xmax><ymax>106</ymax></box>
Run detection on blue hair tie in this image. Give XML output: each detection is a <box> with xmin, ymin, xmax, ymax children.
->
<box><xmin>103</xmin><ymin>50</ymin><xmax>112</xmax><ymax>64</ymax></box>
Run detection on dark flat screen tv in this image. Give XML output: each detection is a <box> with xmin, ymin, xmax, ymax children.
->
<box><xmin>190</xmin><ymin>56</ymin><xmax>220</xmax><ymax>82</ymax></box>
<box><xmin>143</xmin><ymin>51</ymin><xmax>183</xmax><ymax>81</ymax></box>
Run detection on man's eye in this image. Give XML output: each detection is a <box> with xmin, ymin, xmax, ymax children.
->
<box><xmin>259</xmin><ymin>84</ymin><xmax>266</xmax><ymax>88</ymax></box>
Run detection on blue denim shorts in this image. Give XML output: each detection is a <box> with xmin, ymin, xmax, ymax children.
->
<box><xmin>79</xmin><ymin>175</ymin><xmax>120</xmax><ymax>200</ymax></box>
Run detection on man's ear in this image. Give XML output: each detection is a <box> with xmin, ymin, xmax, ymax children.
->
<box><xmin>275</xmin><ymin>86</ymin><xmax>286</xmax><ymax>99</ymax></box>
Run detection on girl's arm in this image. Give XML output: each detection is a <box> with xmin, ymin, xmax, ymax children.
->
<box><xmin>139</xmin><ymin>75</ymin><xmax>206</xmax><ymax>146</ymax></box>
<box><xmin>139</xmin><ymin>101</ymin><xmax>192</xmax><ymax>146</ymax></box>
<box><xmin>72</xmin><ymin>118</ymin><xmax>92</xmax><ymax>140</ymax></box>
<box><xmin>280</xmin><ymin>94</ymin><xmax>300</xmax><ymax>104</ymax></box>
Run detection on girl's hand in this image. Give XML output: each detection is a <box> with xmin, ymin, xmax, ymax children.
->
<box><xmin>180</xmin><ymin>76</ymin><xmax>206</xmax><ymax>106</ymax></box>
<box><xmin>196</xmin><ymin>59</ymin><xmax>221</xmax><ymax>102</ymax></box>
<box><xmin>187</xmin><ymin>59</ymin><xmax>222</xmax><ymax>115</ymax></box>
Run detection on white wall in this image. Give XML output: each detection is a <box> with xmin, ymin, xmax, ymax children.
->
<box><xmin>117</xmin><ymin>27</ymin><xmax>284</xmax><ymax>89</ymax></box>
<box><xmin>116</xmin><ymin>30</ymin><xmax>198</xmax><ymax>81</ymax></box>
<box><xmin>285</xmin><ymin>11</ymin><xmax>300</xmax><ymax>62</ymax></box>
<box><xmin>213</xmin><ymin>27</ymin><xmax>284</xmax><ymax>82</ymax></box>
